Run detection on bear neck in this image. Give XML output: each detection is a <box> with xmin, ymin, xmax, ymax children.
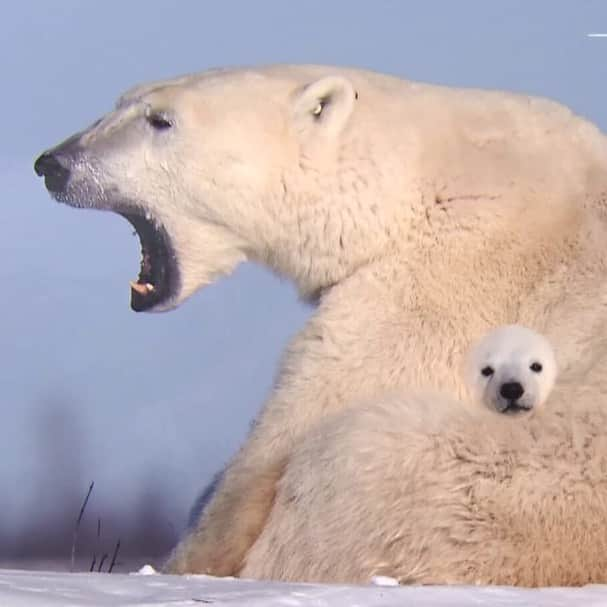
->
<box><xmin>311</xmin><ymin>204</ymin><xmax>607</xmax><ymax>398</ymax></box>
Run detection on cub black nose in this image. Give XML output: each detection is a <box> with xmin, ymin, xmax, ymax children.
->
<box><xmin>34</xmin><ymin>152</ymin><xmax>70</xmax><ymax>193</ymax></box>
<box><xmin>500</xmin><ymin>381</ymin><xmax>524</xmax><ymax>401</ymax></box>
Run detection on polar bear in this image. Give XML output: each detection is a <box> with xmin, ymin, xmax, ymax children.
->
<box><xmin>465</xmin><ymin>325</ymin><xmax>557</xmax><ymax>415</ymax></box>
<box><xmin>240</xmin><ymin>381</ymin><xmax>607</xmax><ymax>586</ymax></box>
<box><xmin>186</xmin><ymin>324</ymin><xmax>557</xmax><ymax>534</ymax></box>
<box><xmin>33</xmin><ymin>64</ymin><xmax>607</xmax><ymax>579</ymax></box>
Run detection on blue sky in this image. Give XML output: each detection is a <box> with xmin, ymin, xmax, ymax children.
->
<box><xmin>2</xmin><ymin>0</ymin><xmax>607</xmax><ymax>538</ymax></box>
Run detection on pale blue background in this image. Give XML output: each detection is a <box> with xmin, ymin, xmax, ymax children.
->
<box><xmin>1</xmin><ymin>0</ymin><xmax>607</xmax><ymax>554</ymax></box>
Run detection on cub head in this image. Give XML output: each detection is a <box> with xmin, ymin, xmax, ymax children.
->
<box><xmin>465</xmin><ymin>324</ymin><xmax>557</xmax><ymax>416</ymax></box>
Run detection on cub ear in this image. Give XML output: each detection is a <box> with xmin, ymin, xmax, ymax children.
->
<box><xmin>292</xmin><ymin>76</ymin><xmax>357</xmax><ymax>138</ymax></box>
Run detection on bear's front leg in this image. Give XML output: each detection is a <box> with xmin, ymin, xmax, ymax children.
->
<box><xmin>164</xmin><ymin>437</ymin><xmax>286</xmax><ymax>575</ymax></box>
<box><xmin>164</xmin><ymin>280</ymin><xmax>410</xmax><ymax>576</ymax></box>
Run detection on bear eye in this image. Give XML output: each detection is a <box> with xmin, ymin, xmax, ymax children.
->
<box><xmin>530</xmin><ymin>362</ymin><xmax>543</xmax><ymax>373</ymax></box>
<box><xmin>481</xmin><ymin>366</ymin><xmax>494</xmax><ymax>377</ymax></box>
<box><xmin>146</xmin><ymin>112</ymin><xmax>173</xmax><ymax>131</ymax></box>
<box><xmin>312</xmin><ymin>98</ymin><xmax>328</xmax><ymax>119</ymax></box>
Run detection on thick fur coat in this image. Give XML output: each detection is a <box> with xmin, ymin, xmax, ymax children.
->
<box><xmin>34</xmin><ymin>65</ymin><xmax>607</xmax><ymax>583</ymax></box>
<box><xmin>241</xmin><ymin>367</ymin><xmax>607</xmax><ymax>586</ymax></box>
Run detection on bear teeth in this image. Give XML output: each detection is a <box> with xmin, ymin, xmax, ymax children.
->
<box><xmin>129</xmin><ymin>281</ymin><xmax>155</xmax><ymax>295</ymax></box>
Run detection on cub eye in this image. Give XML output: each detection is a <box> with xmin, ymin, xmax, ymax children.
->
<box><xmin>481</xmin><ymin>366</ymin><xmax>494</xmax><ymax>377</ymax></box>
<box><xmin>530</xmin><ymin>362</ymin><xmax>543</xmax><ymax>373</ymax></box>
<box><xmin>146</xmin><ymin>112</ymin><xmax>173</xmax><ymax>130</ymax></box>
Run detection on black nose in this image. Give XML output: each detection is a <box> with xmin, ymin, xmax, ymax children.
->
<box><xmin>34</xmin><ymin>152</ymin><xmax>70</xmax><ymax>193</ymax></box>
<box><xmin>500</xmin><ymin>381</ymin><xmax>524</xmax><ymax>401</ymax></box>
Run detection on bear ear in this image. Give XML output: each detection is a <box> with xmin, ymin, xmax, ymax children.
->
<box><xmin>292</xmin><ymin>76</ymin><xmax>357</xmax><ymax>138</ymax></box>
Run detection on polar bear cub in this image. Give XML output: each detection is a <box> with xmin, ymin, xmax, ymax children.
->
<box><xmin>466</xmin><ymin>324</ymin><xmax>557</xmax><ymax>415</ymax></box>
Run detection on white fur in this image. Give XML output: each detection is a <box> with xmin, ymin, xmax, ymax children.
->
<box><xmin>35</xmin><ymin>65</ymin><xmax>607</xmax><ymax>581</ymax></box>
<box><xmin>465</xmin><ymin>325</ymin><xmax>557</xmax><ymax>415</ymax></box>
<box><xmin>241</xmin><ymin>384</ymin><xmax>607</xmax><ymax>586</ymax></box>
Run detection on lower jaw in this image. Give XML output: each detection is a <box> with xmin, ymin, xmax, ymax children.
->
<box><xmin>119</xmin><ymin>210</ymin><xmax>179</xmax><ymax>311</ymax></box>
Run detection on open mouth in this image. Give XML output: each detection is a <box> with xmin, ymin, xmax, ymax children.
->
<box><xmin>34</xmin><ymin>149</ymin><xmax>179</xmax><ymax>312</ymax></box>
<box><xmin>119</xmin><ymin>210</ymin><xmax>178</xmax><ymax>312</ymax></box>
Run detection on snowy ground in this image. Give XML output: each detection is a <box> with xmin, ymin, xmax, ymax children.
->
<box><xmin>2</xmin><ymin>567</ymin><xmax>607</xmax><ymax>606</ymax></box>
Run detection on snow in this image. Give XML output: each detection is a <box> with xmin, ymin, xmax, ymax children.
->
<box><xmin>370</xmin><ymin>575</ymin><xmax>400</xmax><ymax>587</ymax></box>
<box><xmin>135</xmin><ymin>564</ymin><xmax>159</xmax><ymax>576</ymax></box>
<box><xmin>1</xmin><ymin>568</ymin><xmax>607</xmax><ymax>606</ymax></box>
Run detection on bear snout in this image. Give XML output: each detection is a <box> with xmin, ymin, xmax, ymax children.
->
<box><xmin>34</xmin><ymin>152</ymin><xmax>71</xmax><ymax>193</ymax></box>
<box><xmin>34</xmin><ymin>129</ymin><xmax>87</xmax><ymax>195</ymax></box>
<box><xmin>499</xmin><ymin>381</ymin><xmax>524</xmax><ymax>401</ymax></box>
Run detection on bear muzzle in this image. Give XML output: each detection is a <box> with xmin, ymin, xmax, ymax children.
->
<box><xmin>34</xmin><ymin>131</ymin><xmax>84</xmax><ymax>197</ymax></box>
<box><xmin>34</xmin><ymin>151</ymin><xmax>71</xmax><ymax>194</ymax></box>
<box><xmin>34</xmin><ymin>133</ymin><xmax>181</xmax><ymax>313</ymax></box>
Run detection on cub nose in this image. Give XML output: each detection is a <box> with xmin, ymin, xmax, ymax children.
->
<box><xmin>500</xmin><ymin>381</ymin><xmax>524</xmax><ymax>401</ymax></box>
<box><xmin>34</xmin><ymin>152</ymin><xmax>70</xmax><ymax>193</ymax></box>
